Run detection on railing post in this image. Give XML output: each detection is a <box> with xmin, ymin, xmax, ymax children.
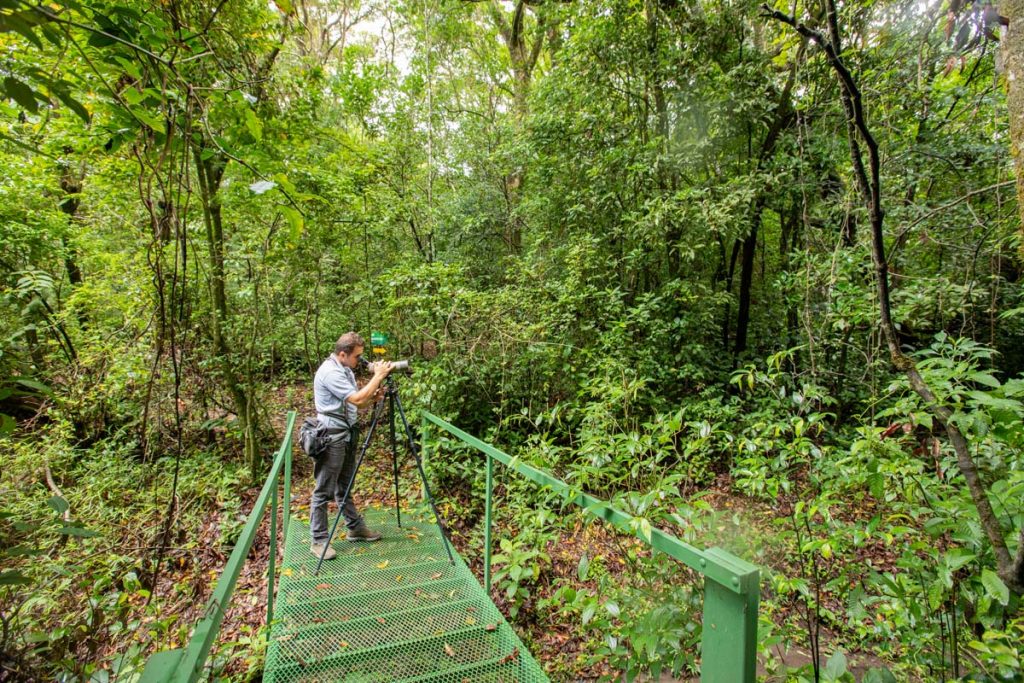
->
<box><xmin>699</xmin><ymin>548</ymin><xmax>759</xmax><ymax>683</ymax></box>
<box><xmin>484</xmin><ymin>453</ymin><xmax>494</xmax><ymax>594</ymax></box>
<box><xmin>283</xmin><ymin>432</ymin><xmax>292</xmax><ymax>545</ymax></box>
<box><xmin>420</xmin><ymin>415</ymin><xmax>429</xmax><ymax>501</ymax></box>
<box><xmin>267</xmin><ymin>475</ymin><xmax>278</xmax><ymax>626</ymax></box>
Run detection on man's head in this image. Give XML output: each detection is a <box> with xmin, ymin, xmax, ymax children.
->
<box><xmin>334</xmin><ymin>332</ymin><xmax>365</xmax><ymax>368</ymax></box>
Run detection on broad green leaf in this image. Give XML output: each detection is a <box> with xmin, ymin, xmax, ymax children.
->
<box><xmin>47</xmin><ymin>496</ymin><xmax>69</xmax><ymax>515</ymax></box>
<box><xmin>132</xmin><ymin>108</ymin><xmax>165</xmax><ymax>132</ymax></box>
<box><xmin>0</xmin><ymin>414</ymin><xmax>14</xmax><ymax>436</ymax></box>
<box><xmin>863</xmin><ymin>667</ymin><xmax>897</xmax><ymax>683</ymax></box>
<box><xmin>0</xmin><ymin>570</ymin><xmax>32</xmax><ymax>586</ymax></box>
<box><xmin>637</xmin><ymin>517</ymin><xmax>652</xmax><ymax>543</ymax></box>
<box><xmin>577</xmin><ymin>553</ymin><xmax>590</xmax><ymax>581</ymax></box>
<box><xmin>58</xmin><ymin>525</ymin><xmax>100</xmax><ymax>538</ymax></box>
<box><xmin>245</xmin><ymin>108</ymin><xmax>263</xmax><ymax>141</ymax></box>
<box><xmin>981</xmin><ymin>569</ymin><xmax>1009</xmax><ymax>606</ymax></box>
<box><xmin>823</xmin><ymin>650</ymin><xmax>847</xmax><ymax>680</ymax></box>
<box><xmin>0</xmin><ymin>13</ymin><xmax>44</xmax><ymax>49</ymax></box>
<box><xmin>581</xmin><ymin>603</ymin><xmax>595</xmax><ymax>625</ymax></box>
<box><xmin>3</xmin><ymin>76</ymin><xmax>38</xmax><ymax>112</ymax></box>
<box><xmin>605</xmin><ymin>601</ymin><xmax>620</xmax><ymax>617</ymax></box>
<box><xmin>968</xmin><ymin>372</ymin><xmax>1001</xmax><ymax>388</ymax></box>
<box><xmin>50</xmin><ymin>88</ymin><xmax>91</xmax><ymax>124</ymax></box>
<box><xmin>279</xmin><ymin>205</ymin><xmax>304</xmax><ymax>242</ymax></box>
<box><xmin>14</xmin><ymin>377</ymin><xmax>51</xmax><ymax>394</ymax></box>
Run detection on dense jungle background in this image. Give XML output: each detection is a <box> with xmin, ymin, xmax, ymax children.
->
<box><xmin>2</xmin><ymin>0</ymin><xmax>1024</xmax><ymax>680</ymax></box>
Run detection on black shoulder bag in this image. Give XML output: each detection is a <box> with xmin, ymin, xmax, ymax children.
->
<box><xmin>298</xmin><ymin>410</ymin><xmax>350</xmax><ymax>459</ymax></box>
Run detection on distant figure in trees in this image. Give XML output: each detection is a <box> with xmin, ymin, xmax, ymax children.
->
<box><xmin>309</xmin><ymin>332</ymin><xmax>393</xmax><ymax>559</ymax></box>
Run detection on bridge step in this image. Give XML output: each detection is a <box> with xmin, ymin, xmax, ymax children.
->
<box><xmin>264</xmin><ymin>507</ymin><xmax>548</xmax><ymax>683</ymax></box>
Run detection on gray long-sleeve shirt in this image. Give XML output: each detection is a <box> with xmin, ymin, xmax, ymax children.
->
<box><xmin>313</xmin><ymin>355</ymin><xmax>358</xmax><ymax>428</ymax></box>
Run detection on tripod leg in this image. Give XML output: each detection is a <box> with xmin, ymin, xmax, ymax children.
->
<box><xmin>314</xmin><ymin>399</ymin><xmax>385</xmax><ymax>576</ymax></box>
<box><xmin>390</xmin><ymin>388</ymin><xmax>455</xmax><ymax>565</ymax></box>
<box><xmin>390</xmin><ymin>392</ymin><xmax>402</xmax><ymax>528</ymax></box>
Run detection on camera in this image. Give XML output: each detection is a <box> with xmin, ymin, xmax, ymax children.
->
<box><xmin>358</xmin><ymin>356</ymin><xmax>412</xmax><ymax>374</ymax></box>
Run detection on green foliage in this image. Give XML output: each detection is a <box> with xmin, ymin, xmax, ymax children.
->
<box><xmin>2</xmin><ymin>0</ymin><xmax>1024</xmax><ymax>678</ymax></box>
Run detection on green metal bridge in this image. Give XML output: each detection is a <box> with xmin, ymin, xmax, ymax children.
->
<box><xmin>139</xmin><ymin>411</ymin><xmax>760</xmax><ymax>683</ymax></box>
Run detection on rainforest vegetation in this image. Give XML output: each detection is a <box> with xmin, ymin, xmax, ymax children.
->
<box><xmin>2</xmin><ymin>0</ymin><xmax>1024</xmax><ymax>680</ymax></box>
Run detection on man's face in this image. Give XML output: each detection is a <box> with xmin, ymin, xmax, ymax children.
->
<box><xmin>338</xmin><ymin>346</ymin><xmax>363</xmax><ymax>369</ymax></box>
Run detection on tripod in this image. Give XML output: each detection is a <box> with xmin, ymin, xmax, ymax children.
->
<box><xmin>314</xmin><ymin>375</ymin><xmax>455</xmax><ymax>576</ymax></box>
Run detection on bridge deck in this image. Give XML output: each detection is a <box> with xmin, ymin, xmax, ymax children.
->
<box><xmin>264</xmin><ymin>505</ymin><xmax>548</xmax><ymax>683</ymax></box>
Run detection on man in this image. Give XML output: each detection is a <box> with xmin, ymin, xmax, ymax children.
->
<box><xmin>310</xmin><ymin>332</ymin><xmax>393</xmax><ymax>559</ymax></box>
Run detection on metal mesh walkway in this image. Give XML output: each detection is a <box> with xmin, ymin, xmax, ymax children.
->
<box><xmin>264</xmin><ymin>505</ymin><xmax>549</xmax><ymax>683</ymax></box>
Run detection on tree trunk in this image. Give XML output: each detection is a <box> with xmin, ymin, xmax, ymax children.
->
<box><xmin>1002</xmin><ymin>0</ymin><xmax>1024</xmax><ymax>254</ymax></box>
<box><xmin>194</xmin><ymin>146</ymin><xmax>258</xmax><ymax>474</ymax></box>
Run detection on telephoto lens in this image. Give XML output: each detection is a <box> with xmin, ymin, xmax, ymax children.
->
<box><xmin>362</xmin><ymin>357</ymin><xmax>412</xmax><ymax>374</ymax></box>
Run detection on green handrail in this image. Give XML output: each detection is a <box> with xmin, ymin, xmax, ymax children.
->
<box><xmin>139</xmin><ymin>410</ymin><xmax>297</xmax><ymax>683</ymax></box>
<box><xmin>421</xmin><ymin>411</ymin><xmax>760</xmax><ymax>683</ymax></box>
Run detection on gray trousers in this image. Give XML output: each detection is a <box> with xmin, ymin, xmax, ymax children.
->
<box><xmin>309</xmin><ymin>426</ymin><xmax>363</xmax><ymax>544</ymax></box>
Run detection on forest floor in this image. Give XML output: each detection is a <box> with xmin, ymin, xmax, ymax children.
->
<box><xmin>132</xmin><ymin>382</ymin><xmax>899</xmax><ymax>682</ymax></box>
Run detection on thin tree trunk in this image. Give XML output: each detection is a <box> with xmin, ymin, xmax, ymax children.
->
<box><xmin>194</xmin><ymin>145</ymin><xmax>257</xmax><ymax>471</ymax></box>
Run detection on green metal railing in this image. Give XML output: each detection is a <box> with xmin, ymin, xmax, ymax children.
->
<box><xmin>139</xmin><ymin>411</ymin><xmax>297</xmax><ymax>683</ymax></box>
<box><xmin>421</xmin><ymin>411</ymin><xmax>761</xmax><ymax>683</ymax></box>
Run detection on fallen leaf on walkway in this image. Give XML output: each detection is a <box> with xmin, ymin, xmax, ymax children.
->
<box><xmin>431</xmin><ymin>572</ymin><xmax>443</xmax><ymax>579</ymax></box>
<box><xmin>340</xmin><ymin>641</ymin><xmax>349</xmax><ymax>648</ymax></box>
<box><xmin>485</xmin><ymin>623</ymin><xmax>497</xmax><ymax>632</ymax></box>
<box><xmin>376</xmin><ymin>617</ymin><xmax>386</xmax><ymax>625</ymax></box>
<box><xmin>465</xmin><ymin>616</ymin><xmax>476</xmax><ymax>625</ymax></box>
<box><xmin>281</xmin><ymin>568</ymin><xmax>294</xmax><ymax>577</ymax></box>
<box><xmin>395</xmin><ymin>574</ymin><xmax>404</xmax><ymax>582</ymax></box>
<box><xmin>315</xmin><ymin>583</ymin><xmax>331</xmax><ymax>590</ymax></box>
<box><xmin>444</xmin><ymin>643</ymin><xmax>455</xmax><ymax>657</ymax></box>
<box><xmin>498</xmin><ymin>648</ymin><xmax>519</xmax><ymax>665</ymax></box>
<box><xmin>376</xmin><ymin>560</ymin><xmax>390</xmax><ymax>569</ymax></box>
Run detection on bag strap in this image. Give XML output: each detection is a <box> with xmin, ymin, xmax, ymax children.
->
<box><xmin>318</xmin><ymin>409</ymin><xmax>352</xmax><ymax>429</ymax></box>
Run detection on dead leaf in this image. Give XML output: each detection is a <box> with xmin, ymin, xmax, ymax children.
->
<box><xmin>465</xmin><ymin>616</ymin><xmax>476</xmax><ymax>625</ymax></box>
<box><xmin>431</xmin><ymin>572</ymin><xmax>443</xmax><ymax>580</ymax></box>
<box><xmin>395</xmin><ymin>574</ymin><xmax>404</xmax><ymax>582</ymax></box>
<box><xmin>466</xmin><ymin>606</ymin><xmax>476</xmax><ymax>613</ymax></box>
<box><xmin>376</xmin><ymin>617</ymin><xmax>386</xmax><ymax>625</ymax></box>
<box><xmin>315</xmin><ymin>583</ymin><xmax>331</xmax><ymax>590</ymax></box>
<box><xmin>376</xmin><ymin>560</ymin><xmax>390</xmax><ymax>569</ymax></box>
<box><xmin>485</xmin><ymin>623</ymin><xmax>497</xmax><ymax>632</ymax></box>
<box><xmin>444</xmin><ymin>643</ymin><xmax>456</xmax><ymax>658</ymax></box>
<box><xmin>498</xmin><ymin>647</ymin><xmax>519</xmax><ymax>665</ymax></box>
<box><xmin>340</xmin><ymin>640</ymin><xmax>349</xmax><ymax>648</ymax></box>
